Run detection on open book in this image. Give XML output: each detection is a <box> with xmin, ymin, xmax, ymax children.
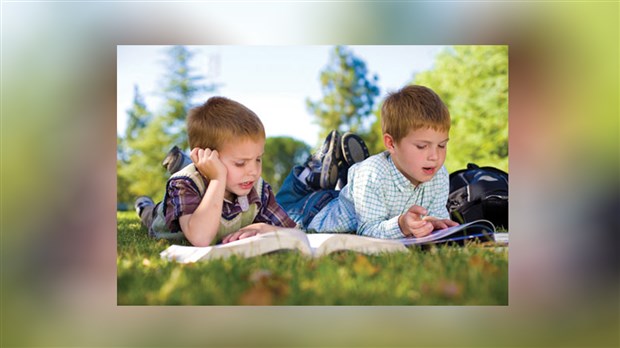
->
<box><xmin>160</xmin><ymin>220</ymin><xmax>500</xmax><ymax>263</ymax></box>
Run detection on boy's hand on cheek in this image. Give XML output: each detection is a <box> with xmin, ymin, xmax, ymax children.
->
<box><xmin>399</xmin><ymin>205</ymin><xmax>433</xmax><ymax>238</ymax></box>
<box><xmin>191</xmin><ymin>147</ymin><xmax>227</xmax><ymax>181</ymax></box>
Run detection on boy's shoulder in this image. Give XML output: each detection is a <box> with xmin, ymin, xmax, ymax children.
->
<box><xmin>166</xmin><ymin>164</ymin><xmax>207</xmax><ymax>195</ymax></box>
<box><xmin>354</xmin><ymin>151</ymin><xmax>391</xmax><ymax>171</ymax></box>
<box><xmin>349</xmin><ymin>151</ymin><xmax>392</xmax><ymax>179</ymax></box>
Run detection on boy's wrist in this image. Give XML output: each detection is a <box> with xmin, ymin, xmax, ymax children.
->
<box><xmin>209</xmin><ymin>175</ymin><xmax>227</xmax><ymax>182</ymax></box>
<box><xmin>198</xmin><ymin>170</ymin><xmax>226</xmax><ymax>182</ymax></box>
<box><xmin>397</xmin><ymin>214</ymin><xmax>405</xmax><ymax>235</ymax></box>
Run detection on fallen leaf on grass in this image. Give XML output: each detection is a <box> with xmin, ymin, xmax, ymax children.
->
<box><xmin>421</xmin><ymin>279</ymin><xmax>464</xmax><ymax>300</ymax></box>
<box><xmin>352</xmin><ymin>255</ymin><xmax>380</xmax><ymax>276</ymax></box>
<box><xmin>239</xmin><ymin>269</ymin><xmax>290</xmax><ymax>305</ymax></box>
<box><xmin>438</xmin><ymin>280</ymin><xmax>463</xmax><ymax>299</ymax></box>
<box><xmin>249</xmin><ymin>269</ymin><xmax>273</xmax><ymax>283</ymax></box>
<box><xmin>239</xmin><ymin>284</ymin><xmax>274</xmax><ymax>305</ymax></box>
<box><xmin>468</xmin><ymin>255</ymin><xmax>485</xmax><ymax>268</ymax></box>
<box><xmin>468</xmin><ymin>255</ymin><xmax>500</xmax><ymax>274</ymax></box>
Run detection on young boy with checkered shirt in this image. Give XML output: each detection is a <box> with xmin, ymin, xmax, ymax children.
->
<box><xmin>276</xmin><ymin>85</ymin><xmax>459</xmax><ymax>239</ymax></box>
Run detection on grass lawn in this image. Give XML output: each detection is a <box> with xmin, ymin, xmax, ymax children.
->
<box><xmin>117</xmin><ymin>211</ymin><xmax>508</xmax><ymax>305</ymax></box>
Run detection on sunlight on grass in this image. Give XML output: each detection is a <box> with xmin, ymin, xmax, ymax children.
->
<box><xmin>117</xmin><ymin>212</ymin><xmax>508</xmax><ymax>305</ymax></box>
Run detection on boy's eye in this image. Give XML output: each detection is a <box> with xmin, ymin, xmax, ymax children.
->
<box><xmin>438</xmin><ymin>144</ymin><xmax>446</xmax><ymax>149</ymax></box>
<box><xmin>256</xmin><ymin>158</ymin><xmax>262</xmax><ymax>163</ymax></box>
<box><xmin>416</xmin><ymin>145</ymin><xmax>427</xmax><ymax>150</ymax></box>
<box><xmin>235</xmin><ymin>162</ymin><xmax>245</xmax><ymax>167</ymax></box>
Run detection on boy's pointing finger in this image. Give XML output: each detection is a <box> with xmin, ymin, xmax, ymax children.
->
<box><xmin>407</xmin><ymin>205</ymin><xmax>428</xmax><ymax>218</ymax></box>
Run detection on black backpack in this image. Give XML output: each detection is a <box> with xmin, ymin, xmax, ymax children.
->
<box><xmin>446</xmin><ymin>163</ymin><xmax>508</xmax><ymax>229</ymax></box>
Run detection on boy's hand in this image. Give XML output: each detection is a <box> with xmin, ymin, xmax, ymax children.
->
<box><xmin>190</xmin><ymin>147</ymin><xmax>227</xmax><ymax>182</ymax></box>
<box><xmin>422</xmin><ymin>216</ymin><xmax>460</xmax><ymax>230</ymax></box>
<box><xmin>221</xmin><ymin>223</ymin><xmax>276</xmax><ymax>244</ymax></box>
<box><xmin>398</xmin><ymin>205</ymin><xmax>433</xmax><ymax>238</ymax></box>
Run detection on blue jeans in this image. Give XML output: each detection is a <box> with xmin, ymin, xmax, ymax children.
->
<box><xmin>276</xmin><ymin>166</ymin><xmax>339</xmax><ymax>229</ymax></box>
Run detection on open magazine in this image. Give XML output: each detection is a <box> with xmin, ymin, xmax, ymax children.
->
<box><xmin>396</xmin><ymin>219</ymin><xmax>497</xmax><ymax>246</ymax></box>
<box><xmin>160</xmin><ymin>219</ymin><xmax>500</xmax><ymax>263</ymax></box>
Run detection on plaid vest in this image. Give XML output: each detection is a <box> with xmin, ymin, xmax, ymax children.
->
<box><xmin>149</xmin><ymin>164</ymin><xmax>262</xmax><ymax>244</ymax></box>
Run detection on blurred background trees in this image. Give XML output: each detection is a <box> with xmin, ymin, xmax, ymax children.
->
<box><xmin>117</xmin><ymin>45</ymin><xmax>508</xmax><ymax>208</ymax></box>
<box><xmin>413</xmin><ymin>46</ymin><xmax>508</xmax><ymax>172</ymax></box>
<box><xmin>117</xmin><ymin>46</ymin><xmax>217</xmax><ymax>206</ymax></box>
<box><xmin>263</xmin><ymin>137</ymin><xmax>311</xmax><ymax>192</ymax></box>
<box><xmin>306</xmin><ymin>46</ymin><xmax>381</xmax><ymax>143</ymax></box>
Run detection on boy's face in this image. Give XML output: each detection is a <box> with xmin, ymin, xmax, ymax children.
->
<box><xmin>385</xmin><ymin>127</ymin><xmax>449</xmax><ymax>187</ymax></box>
<box><xmin>217</xmin><ymin>137</ymin><xmax>265</xmax><ymax>201</ymax></box>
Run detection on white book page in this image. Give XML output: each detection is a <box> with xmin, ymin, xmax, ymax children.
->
<box><xmin>160</xmin><ymin>244</ymin><xmax>214</xmax><ymax>263</ymax></box>
<box><xmin>306</xmin><ymin>233</ymin><xmax>406</xmax><ymax>256</ymax></box>
<box><xmin>160</xmin><ymin>229</ymin><xmax>312</xmax><ymax>263</ymax></box>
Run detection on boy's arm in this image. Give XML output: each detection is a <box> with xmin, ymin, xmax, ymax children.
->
<box><xmin>179</xmin><ymin>148</ymin><xmax>228</xmax><ymax>247</ymax></box>
<box><xmin>348</xmin><ymin>170</ymin><xmax>405</xmax><ymax>239</ymax></box>
<box><xmin>356</xmin><ymin>205</ymin><xmax>404</xmax><ymax>239</ymax></box>
<box><xmin>221</xmin><ymin>180</ymin><xmax>297</xmax><ymax>244</ymax></box>
<box><xmin>178</xmin><ymin>177</ymin><xmax>226</xmax><ymax>246</ymax></box>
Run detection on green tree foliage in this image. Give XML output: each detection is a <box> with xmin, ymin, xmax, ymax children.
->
<box><xmin>160</xmin><ymin>46</ymin><xmax>217</xmax><ymax>148</ymax></box>
<box><xmin>262</xmin><ymin>137</ymin><xmax>311</xmax><ymax>193</ymax></box>
<box><xmin>413</xmin><ymin>46</ymin><xmax>508</xmax><ymax>173</ymax></box>
<box><xmin>117</xmin><ymin>136</ymin><xmax>132</xmax><ymax>209</ymax></box>
<box><xmin>125</xmin><ymin>85</ymin><xmax>152</xmax><ymax>144</ymax></box>
<box><xmin>118</xmin><ymin>116</ymin><xmax>173</xmax><ymax>202</ymax></box>
<box><xmin>117</xmin><ymin>86</ymin><xmax>154</xmax><ymax>207</ymax></box>
<box><xmin>117</xmin><ymin>46</ymin><xmax>215</xmax><ymax>206</ymax></box>
<box><xmin>306</xmin><ymin>46</ymin><xmax>380</xmax><ymax>144</ymax></box>
<box><xmin>366</xmin><ymin>107</ymin><xmax>387</xmax><ymax>156</ymax></box>
<box><xmin>118</xmin><ymin>85</ymin><xmax>150</xmax><ymax>163</ymax></box>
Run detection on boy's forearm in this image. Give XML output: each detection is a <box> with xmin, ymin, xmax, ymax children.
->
<box><xmin>352</xmin><ymin>186</ymin><xmax>403</xmax><ymax>239</ymax></box>
<box><xmin>183</xmin><ymin>179</ymin><xmax>226</xmax><ymax>246</ymax></box>
<box><xmin>358</xmin><ymin>216</ymin><xmax>404</xmax><ymax>239</ymax></box>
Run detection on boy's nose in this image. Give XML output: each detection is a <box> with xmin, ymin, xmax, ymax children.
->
<box><xmin>247</xmin><ymin>162</ymin><xmax>260</xmax><ymax>176</ymax></box>
<box><xmin>428</xmin><ymin>148</ymin><xmax>438</xmax><ymax>160</ymax></box>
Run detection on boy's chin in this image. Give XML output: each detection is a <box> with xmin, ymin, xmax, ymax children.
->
<box><xmin>225</xmin><ymin>189</ymin><xmax>248</xmax><ymax>201</ymax></box>
<box><xmin>230</xmin><ymin>188</ymin><xmax>252</xmax><ymax>198</ymax></box>
<box><xmin>413</xmin><ymin>174</ymin><xmax>433</xmax><ymax>185</ymax></box>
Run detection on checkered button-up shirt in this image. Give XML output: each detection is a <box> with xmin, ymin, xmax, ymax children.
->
<box><xmin>307</xmin><ymin>151</ymin><xmax>450</xmax><ymax>239</ymax></box>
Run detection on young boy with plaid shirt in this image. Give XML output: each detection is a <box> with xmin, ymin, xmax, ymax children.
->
<box><xmin>135</xmin><ymin>97</ymin><xmax>296</xmax><ymax>247</ymax></box>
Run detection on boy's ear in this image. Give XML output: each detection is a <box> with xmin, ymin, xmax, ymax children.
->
<box><xmin>383</xmin><ymin>133</ymin><xmax>395</xmax><ymax>151</ymax></box>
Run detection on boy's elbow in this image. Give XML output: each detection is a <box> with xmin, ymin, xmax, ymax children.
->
<box><xmin>191</xmin><ymin>239</ymin><xmax>213</xmax><ymax>247</ymax></box>
<box><xmin>184</xmin><ymin>227</ymin><xmax>216</xmax><ymax>247</ymax></box>
<box><xmin>186</xmin><ymin>234</ymin><xmax>214</xmax><ymax>247</ymax></box>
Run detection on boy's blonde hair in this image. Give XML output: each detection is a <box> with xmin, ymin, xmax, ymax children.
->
<box><xmin>187</xmin><ymin>96</ymin><xmax>266</xmax><ymax>150</ymax></box>
<box><xmin>381</xmin><ymin>85</ymin><xmax>451</xmax><ymax>144</ymax></box>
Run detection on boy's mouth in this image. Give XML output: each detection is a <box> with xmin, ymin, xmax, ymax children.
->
<box><xmin>240</xmin><ymin>181</ymin><xmax>254</xmax><ymax>190</ymax></box>
<box><xmin>422</xmin><ymin>167</ymin><xmax>435</xmax><ymax>175</ymax></box>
